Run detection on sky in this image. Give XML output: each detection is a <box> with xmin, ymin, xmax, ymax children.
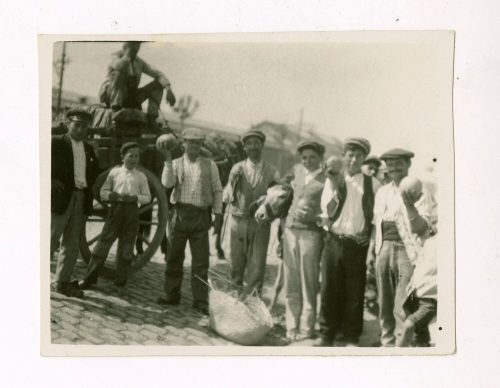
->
<box><xmin>52</xmin><ymin>32</ymin><xmax>454</xmax><ymax>179</ymax></box>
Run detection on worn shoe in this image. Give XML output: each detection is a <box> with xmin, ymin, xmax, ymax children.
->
<box><xmin>78</xmin><ymin>278</ymin><xmax>97</xmax><ymax>290</ymax></box>
<box><xmin>157</xmin><ymin>297</ymin><xmax>180</xmax><ymax>306</ymax></box>
<box><xmin>51</xmin><ymin>281</ymin><xmax>84</xmax><ymax>298</ymax></box>
<box><xmin>193</xmin><ymin>302</ymin><xmax>209</xmax><ymax>316</ymax></box>
<box><xmin>312</xmin><ymin>337</ymin><xmax>334</xmax><ymax>347</ymax></box>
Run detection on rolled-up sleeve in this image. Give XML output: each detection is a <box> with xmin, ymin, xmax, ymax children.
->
<box><xmin>141</xmin><ymin>58</ymin><xmax>170</xmax><ymax>88</ymax></box>
<box><xmin>320</xmin><ymin>178</ymin><xmax>334</xmax><ymax>218</ymax></box>
<box><xmin>137</xmin><ymin>173</ymin><xmax>151</xmax><ymax>205</ymax></box>
<box><xmin>100</xmin><ymin>169</ymin><xmax>115</xmax><ymax>202</ymax></box>
<box><xmin>161</xmin><ymin>161</ymin><xmax>175</xmax><ymax>188</ymax></box>
<box><xmin>210</xmin><ymin>161</ymin><xmax>223</xmax><ymax>214</ymax></box>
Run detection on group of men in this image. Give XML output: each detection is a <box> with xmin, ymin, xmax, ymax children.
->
<box><xmin>153</xmin><ymin>128</ymin><xmax>435</xmax><ymax>347</ymax></box>
<box><xmin>50</xmin><ymin>106</ymin><xmax>435</xmax><ymax>347</ymax></box>
<box><xmin>51</xmin><ymin>40</ymin><xmax>436</xmax><ymax>346</ymax></box>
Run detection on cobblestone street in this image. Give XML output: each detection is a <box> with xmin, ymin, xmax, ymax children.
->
<box><xmin>50</xmin><ymin>230</ymin><xmax>381</xmax><ymax>347</ymax></box>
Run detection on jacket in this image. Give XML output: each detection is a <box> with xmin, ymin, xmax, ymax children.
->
<box><xmin>51</xmin><ymin>134</ymin><xmax>99</xmax><ymax>215</ymax></box>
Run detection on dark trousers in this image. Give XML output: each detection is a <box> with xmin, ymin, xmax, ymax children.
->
<box><xmin>319</xmin><ymin>233</ymin><xmax>368</xmax><ymax>343</ymax></box>
<box><xmin>165</xmin><ymin>204</ymin><xmax>211</xmax><ymax>306</ymax></box>
<box><xmin>85</xmin><ymin>202</ymin><xmax>139</xmax><ymax>285</ymax></box>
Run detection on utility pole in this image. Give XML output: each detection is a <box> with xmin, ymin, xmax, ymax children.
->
<box><xmin>55</xmin><ymin>42</ymin><xmax>67</xmax><ymax>116</ymax></box>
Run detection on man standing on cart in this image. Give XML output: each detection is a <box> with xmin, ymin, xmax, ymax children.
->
<box><xmin>98</xmin><ymin>41</ymin><xmax>177</xmax><ymax>129</ymax></box>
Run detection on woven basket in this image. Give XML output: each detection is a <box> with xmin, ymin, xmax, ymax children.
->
<box><xmin>209</xmin><ymin>289</ymin><xmax>274</xmax><ymax>346</ymax></box>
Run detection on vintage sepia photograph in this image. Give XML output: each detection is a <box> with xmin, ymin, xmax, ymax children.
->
<box><xmin>40</xmin><ymin>31</ymin><xmax>455</xmax><ymax>356</ymax></box>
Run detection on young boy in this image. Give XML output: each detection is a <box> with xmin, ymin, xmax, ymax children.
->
<box><xmin>79</xmin><ymin>142</ymin><xmax>151</xmax><ymax>288</ymax></box>
<box><xmin>397</xmin><ymin>235</ymin><xmax>437</xmax><ymax>347</ymax></box>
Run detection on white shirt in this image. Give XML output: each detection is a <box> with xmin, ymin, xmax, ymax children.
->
<box><xmin>70</xmin><ymin>137</ymin><xmax>87</xmax><ymax>189</ymax></box>
<box><xmin>304</xmin><ymin>167</ymin><xmax>322</xmax><ymax>185</ymax></box>
<box><xmin>373</xmin><ymin>181</ymin><xmax>432</xmax><ymax>262</ymax></box>
<box><xmin>100</xmin><ymin>165</ymin><xmax>151</xmax><ymax>205</ymax></box>
<box><xmin>408</xmin><ymin>235</ymin><xmax>437</xmax><ymax>299</ymax></box>
<box><xmin>320</xmin><ymin>172</ymin><xmax>380</xmax><ymax>235</ymax></box>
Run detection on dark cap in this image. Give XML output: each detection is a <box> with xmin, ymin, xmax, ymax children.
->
<box><xmin>182</xmin><ymin>127</ymin><xmax>206</xmax><ymax>141</ymax></box>
<box><xmin>363</xmin><ymin>155</ymin><xmax>382</xmax><ymax>167</ymax></box>
<box><xmin>344</xmin><ymin>137</ymin><xmax>371</xmax><ymax>155</ymax></box>
<box><xmin>120</xmin><ymin>141</ymin><xmax>141</xmax><ymax>156</ymax></box>
<box><xmin>242</xmin><ymin>129</ymin><xmax>266</xmax><ymax>144</ymax></box>
<box><xmin>297</xmin><ymin>140</ymin><xmax>325</xmax><ymax>156</ymax></box>
<box><xmin>66</xmin><ymin>108</ymin><xmax>92</xmax><ymax>123</ymax></box>
<box><xmin>380</xmin><ymin>148</ymin><xmax>415</xmax><ymax>161</ymax></box>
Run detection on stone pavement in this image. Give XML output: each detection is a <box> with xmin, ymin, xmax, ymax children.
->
<box><xmin>50</xmin><ymin>230</ymin><xmax>381</xmax><ymax>347</ymax></box>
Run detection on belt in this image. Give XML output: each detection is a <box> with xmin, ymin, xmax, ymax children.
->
<box><xmin>326</xmin><ymin>231</ymin><xmax>357</xmax><ymax>243</ymax></box>
<box><xmin>175</xmin><ymin>202</ymin><xmax>209</xmax><ymax>212</ymax></box>
<box><xmin>73</xmin><ymin>187</ymin><xmax>86</xmax><ymax>191</ymax></box>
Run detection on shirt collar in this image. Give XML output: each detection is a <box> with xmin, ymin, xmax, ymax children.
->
<box><xmin>69</xmin><ymin>135</ymin><xmax>83</xmax><ymax>145</ymax></box>
<box><xmin>305</xmin><ymin>167</ymin><xmax>322</xmax><ymax>179</ymax></box>
<box><xmin>344</xmin><ymin>171</ymin><xmax>362</xmax><ymax>182</ymax></box>
<box><xmin>183</xmin><ymin>154</ymin><xmax>200</xmax><ymax>163</ymax></box>
<box><xmin>120</xmin><ymin>165</ymin><xmax>136</xmax><ymax>173</ymax></box>
<box><xmin>246</xmin><ymin>158</ymin><xmax>263</xmax><ymax>168</ymax></box>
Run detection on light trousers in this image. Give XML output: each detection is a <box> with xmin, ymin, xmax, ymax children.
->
<box><xmin>229</xmin><ymin>215</ymin><xmax>271</xmax><ymax>295</ymax></box>
<box><xmin>375</xmin><ymin>240</ymin><xmax>413</xmax><ymax>346</ymax></box>
<box><xmin>51</xmin><ymin>190</ymin><xmax>85</xmax><ymax>283</ymax></box>
<box><xmin>282</xmin><ymin>227</ymin><xmax>323</xmax><ymax>337</ymax></box>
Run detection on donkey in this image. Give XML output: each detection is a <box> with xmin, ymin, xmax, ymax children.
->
<box><xmin>251</xmin><ymin>182</ymin><xmax>294</xmax><ymax>310</ymax></box>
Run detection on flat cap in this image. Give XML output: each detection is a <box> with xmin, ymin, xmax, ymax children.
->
<box><xmin>363</xmin><ymin>155</ymin><xmax>382</xmax><ymax>167</ymax></box>
<box><xmin>380</xmin><ymin>148</ymin><xmax>415</xmax><ymax>161</ymax></box>
<box><xmin>242</xmin><ymin>129</ymin><xmax>266</xmax><ymax>144</ymax></box>
<box><xmin>120</xmin><ymin>141</ymin><xmax>141</xmax><ymax>155</ymax></box>
<box><xmin>66</xmin><ymin>108</ymin><xmax>92</xmax><ymax>123</ymax></box>
<box><xmin>344</xmin><ymin>137</ymin><xmax>371</xmax><ymax>155</ymax></box>
<box><xmin>182</xmin><ymin>127</ymin><xmax>206</xmax><ymax>141</ymax></box>
<box><xmin>297</xmin><ymin>140</ymin><xmax>325</xmax><ymax>155</ymax></box>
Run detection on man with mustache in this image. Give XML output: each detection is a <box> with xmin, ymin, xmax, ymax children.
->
<box><xmin>315</xmin><ymin>138</ymin><xmax>381</xmax><ymax>347</ymax></box>
<box><xmin>158</xmin><ymin>128</ymin><xmax>223</xmax><ymax>316</ymax></box>
<box><xmin>224</xmin><ymin>129</ymin><xmax>280</xmax><ymax>296</ymax></box>
<box><xmin>368</xmin><ymin>148</ymin><xmax>433</xmax><ymax>347</ymax></box>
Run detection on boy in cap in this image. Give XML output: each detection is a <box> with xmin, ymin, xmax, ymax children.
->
<box><xmin>315</xmin><ymin>137</ymin><xmax>381</xmax><ymax>346</ymax></box>
<box><xmin>98</xmin><ymin>41</ymin><xmax>176</xmax><ymax>128</ymax></box>
<box><xmin>368</xmin><ymin>148</ymin><xmax>433</xmax><ymax>346</ymax></box>
<box><xmin>51</xmin><ymin>109</ymin><xmax>99</xmax><ymax>298</ymax></box>
<box><xmin>281</xmin><ymin>140</ymin><xmax>326</xmax><ymax>341</ymax></box>
<box><xmin>158</xmin><ymin>127</ymin><xmax>223</xmax><ymax>315</ymax></box>
<box><xmin>224</xmin><ymin>129</ymin><xmax>280</xmax><ymax>296</ymax></box>
<box><xmin>79</xmin><ymin>142</ymin><xmax>151</xmax><ymax>288</ymax></box>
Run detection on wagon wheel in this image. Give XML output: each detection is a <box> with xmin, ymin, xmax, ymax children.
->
<box><xmin>79</xmin><ymin>166</ymin><xmax>168</xmax><ymax>275</ymax></box>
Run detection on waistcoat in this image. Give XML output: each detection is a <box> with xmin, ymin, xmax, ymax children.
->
<box><xmin>230</xmin><ymin>160</ymin><xmax>277</xmax><ymax>218</ymax></box>
<box><xmin>285</xmin><ymin>164</ymin><xmax>326</xmax><ymax>230</ymax></box>
<box><xmin>331</xmin><ymin>173</ymin><xmax>375</xmax><ymax>236</ymax></box>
